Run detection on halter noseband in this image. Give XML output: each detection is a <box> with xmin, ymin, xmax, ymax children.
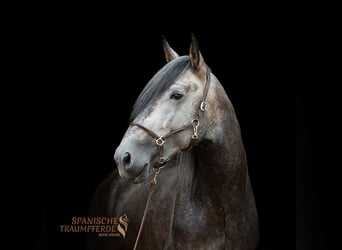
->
<box><xmin>130</xmin><ymin>66</ymin><xmax>211</xmax><ymax>181</ymax></box>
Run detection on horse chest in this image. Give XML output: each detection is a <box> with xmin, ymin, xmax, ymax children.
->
<box><xmin>177</xmin><ymin>199</ymin><xmax>225</xmax><ymax>230</ymax></box>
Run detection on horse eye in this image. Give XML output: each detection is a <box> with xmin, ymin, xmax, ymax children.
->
<box><xmin>170</xmin><ymin>93</ymin><xmax>183</xmax><ymax>100</ymax></box>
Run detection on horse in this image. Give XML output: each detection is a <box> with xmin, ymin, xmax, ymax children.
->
<box><xmin>87</xmin><ymin>35</ymin><xmax>259</xmax><ymax>250</ymax></box>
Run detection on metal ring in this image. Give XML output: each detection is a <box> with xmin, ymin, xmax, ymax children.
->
<box><xmin>191</xmin><ymin>119</ymin><xmax>199</xmax><ymax>126</ymax></box>
<box><xmin>192</xmin><ymin>134</ymin><xmax>198</xmax><ymax>139</ymax></box>
<box><xmin>155</xmin><ymin>137</ymin><xmax>165</xmax><ymax>146</ymax></box>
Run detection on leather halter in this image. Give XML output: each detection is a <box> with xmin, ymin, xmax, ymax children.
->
<box><xmin>131</xmin><ymin>66</ymin><xmax>211</xmax><ymax>172</ymax></box>
<box><xmin>132</xmin><ymin>66</ymin><xmax>211</xmax><ymax>250</ymax></box>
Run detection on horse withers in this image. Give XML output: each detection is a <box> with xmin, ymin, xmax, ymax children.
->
<box><xmin>87</xmin><ymin>35</ymin><xmax>259</xmax><ymax>250</ymax></box>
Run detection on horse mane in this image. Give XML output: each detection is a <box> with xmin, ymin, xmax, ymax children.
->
<box><xmin>130</xmin><ymin>56</ymin><xmax>191</xmax><ymax>120</ymax></box>
<box><xmin>176</xmin><ymin>149</ymin><xmax>200</xmax><ymax>199</ymax></box>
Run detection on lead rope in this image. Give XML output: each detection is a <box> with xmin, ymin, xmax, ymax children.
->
<box><xmin>131</xmin><ymin>128</ymin><xmax>168</xmax><ymax>250</ymax></box>
<box><xmin>133</xmin><ymin>167</ymin><xmax>160</xmax><ymax>250</ymax></box>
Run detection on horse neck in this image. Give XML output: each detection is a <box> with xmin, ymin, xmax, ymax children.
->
<box><xmin>177</xmin><ymin>77</ymin><xmax>249</xmax><ymax>206</ymax></box>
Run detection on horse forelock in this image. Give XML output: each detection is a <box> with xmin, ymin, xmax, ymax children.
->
<box><xmin>130</xmin><ymin>56</ymin><xmax>191</xmax><ymax>121</ymax></box>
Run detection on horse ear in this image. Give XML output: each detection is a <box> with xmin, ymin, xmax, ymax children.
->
<box><xmin>162</xmin><ymin>37</ymin><xmax>179</xmax><ymax>62</ymax></box>
<box><xmin>189</xmin><ymin>34</ymin><xmax>206</xmax><ymax>74</ymax></box>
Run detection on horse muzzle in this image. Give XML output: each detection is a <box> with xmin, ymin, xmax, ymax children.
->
<box><xmin>114</xmin><ymin>148</ymin><xmax>150</xmax><ymax>183</ymax></box>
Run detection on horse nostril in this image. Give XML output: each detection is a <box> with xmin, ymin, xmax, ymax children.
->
<box><xmin>122</xmin><ymin>152</ymin><xmax>131</xmax><ymax>166</ymax></box>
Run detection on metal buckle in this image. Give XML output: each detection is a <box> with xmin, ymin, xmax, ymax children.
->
<box><xmin>200</xmin><ymin>101</ymin><xmax>206</xmax><ymax>111</ymax></box>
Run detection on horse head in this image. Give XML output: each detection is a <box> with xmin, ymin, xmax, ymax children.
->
<box><xmin>114</xmin><ymin>35</ymin><xmax>212</xmax><ymax>183</ymax></box>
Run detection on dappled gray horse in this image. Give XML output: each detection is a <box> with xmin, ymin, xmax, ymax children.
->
<box><xmin>88</xmin><ymin>35</ymin><xmax>259</xmax><ymax>250</ymax></box>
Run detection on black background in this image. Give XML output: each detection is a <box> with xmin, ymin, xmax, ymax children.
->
<box><xmin>21</xmin><ymin>16</ymin><xmax>295</xmax><ymax>250</ymax></box>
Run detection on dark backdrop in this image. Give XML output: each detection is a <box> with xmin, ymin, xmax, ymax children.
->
<box><xmin>24</xmin><ymin>25</ymin><xmax>293</xmax><ymax>250</ymax></box>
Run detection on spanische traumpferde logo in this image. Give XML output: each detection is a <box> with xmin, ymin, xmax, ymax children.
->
<box><xmin>60</xmin><ymin>214</ymin><xmax>129</xmax><ymax>238</ymax></box>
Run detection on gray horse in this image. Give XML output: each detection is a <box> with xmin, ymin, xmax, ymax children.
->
<box><xmin>87</xmin><ymin>35</ymin><xmax>259</xmax><ymax>250</ymax></box>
